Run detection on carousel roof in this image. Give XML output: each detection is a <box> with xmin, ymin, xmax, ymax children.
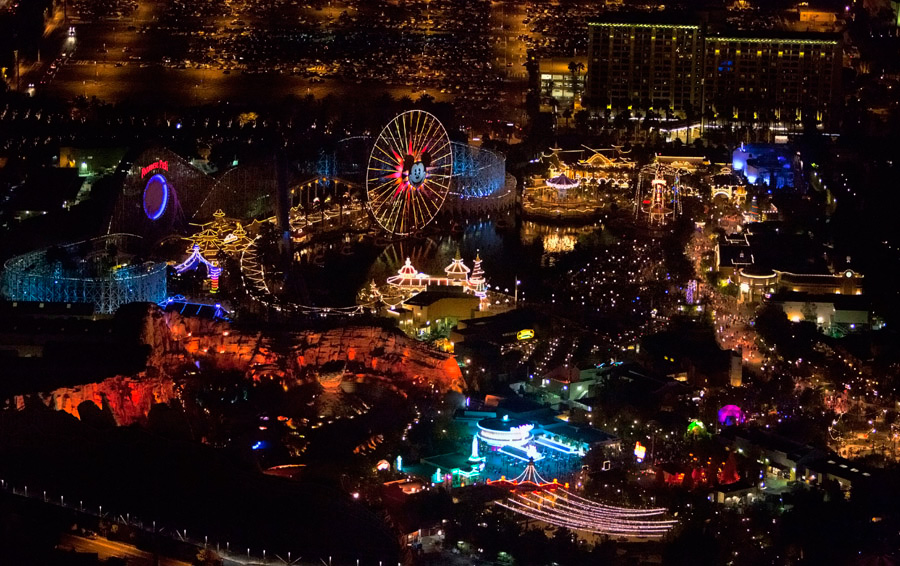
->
<box><xmin>546</xmin><ymin>174</ymin><xmax>581</xmax><ymax>190</ymax></box>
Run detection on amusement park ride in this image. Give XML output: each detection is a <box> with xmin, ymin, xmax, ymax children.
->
<box><xmin>142</xmin><ymin>111</ymin><xmax>492</xmax><ymax>317</ymax></box>
<box><xmin>634</xmin><ymin>163</ymin><xmax>684</xmax><ymax>228</ymax></box>
<box><xmin>366</xmin><ymin>110</ymin><xmax>453</xmax><ymax>237</ymax></box>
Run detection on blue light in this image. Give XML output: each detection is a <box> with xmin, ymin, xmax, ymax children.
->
<box><xmin>252</xmin><ymin>441</ymin><xmax>266</xmax><ymax>450</ymax></box>
<box><xmin>143</xmin><ymin>173</ymin><xmax>169</xmax><ymax>220</ymax></box>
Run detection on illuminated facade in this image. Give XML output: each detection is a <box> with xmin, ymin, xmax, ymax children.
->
<box><xmin>586</xmin><ymin>16</ymin><xmax>842</xmax><ymax>126</ymax></box>
<box><xmin>476</xmin><ymin>417</ymin><xmax>534</xmax><ymax>448</ymax></box>
<box><xmin>586</xmin><ymin>18</ymin><xmax>703</xmax><ymax>112</ymax></box>
<box><xmin>778</xmin><ymin>270</ymin><xmax>863</xmax><ymax>295</ymax></box>
<box><xmin>703</xmin><ymin>33</ymin><xmax>842</xmax><ymax>127</ymax></box>
<box><xmin>538</xmin><ymin>57</ymin><xmax>588</xmax><ymax>109</ymax></box>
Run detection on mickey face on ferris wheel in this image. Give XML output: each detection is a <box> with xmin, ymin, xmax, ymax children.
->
<box><xmin>401</xmin><ymin>151</ymin><xmax>432</xmax><ymax>189</ymax></box>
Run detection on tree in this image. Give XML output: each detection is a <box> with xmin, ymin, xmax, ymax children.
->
<box><xmin>567</xmin><ymin>60</ymin><xmax>585</xmax><ymax>109</ymax></box>
<box><xmin>574</xmin><ymin>109</ymin><xmax>590</xmax><ymax>133</ymax></box>
<box><xmin>613</xmin><ymin>109</ymin><xmax>631</xmax><ymax>132</ymax></box>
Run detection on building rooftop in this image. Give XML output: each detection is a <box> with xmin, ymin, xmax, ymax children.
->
<box><xmin>719</xmin><ymin>244</ymin><xmax>754</xmax><ymax>268</ymax></box>
<box><xmin>706</xmin><ymin>29</ymin><xmax>841</xmax><ymax>44</ymax></box>
<box><xmin>404</xmin><ymin>288</ymin><xmax>474</xmax><ymax>308</ymax></box>
<box><xmin>542</xmin><ymin>422</ymin><xmax>620</xmax><ymax>446</ymax></box>
<box><xmin>588</xmin><ymin>12</ymin><xmax>700</xmax><ymax>28</ymax></box>
<box><xmin>422</xmin><ymin>452</ymin><xmax>478</xmax><ymax>472</ymax></box>
<box><xmin>768</xmin><ymin>291</ymin><xmax>870</xmax><ymax>312</ymax></box>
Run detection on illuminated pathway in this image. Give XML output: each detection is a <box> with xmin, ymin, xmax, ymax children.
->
<box><xmin>496</xmin><ymin>489</ymin><xmax>677</xmax><ymax>539</ymax></box>
<box><xmin>489</xmin><ymin>460</ymin><xmax>676</xmax><ymax>539</ymax></box>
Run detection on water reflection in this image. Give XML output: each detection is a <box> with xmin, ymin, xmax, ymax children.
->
<box><xmin>294</xmin><ymin>216</ymin><xmax>603</xmax><ymax>306</ymax></box>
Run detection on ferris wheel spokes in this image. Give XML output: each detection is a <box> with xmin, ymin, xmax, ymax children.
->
<box><xmin>366</xmin><ymin>110</ymin><xmax>453</xmax><ymax>237</ymax></box>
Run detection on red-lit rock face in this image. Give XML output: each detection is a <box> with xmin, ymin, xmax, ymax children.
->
<box><xmin>22</xmin><ymin>307</ymin><xmax>464</xmax><ymax>424</ymax></box>
<box><xmin>146</xmin><ymin>309</ymin><xmax>464</xmax><ymax>392</ymax></box>
<box><xmin>289</xmin><ymin>327</ymin><xmax>465</xmax><ymax>392</ymax></box>
<box><xmin>15</xmin><ymin>375</ymin><xmax>178</xmax><ymax>426</ymax></box>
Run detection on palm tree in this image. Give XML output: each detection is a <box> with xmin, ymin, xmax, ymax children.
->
<box><xmin>567</xmin><ymin>61</ymin><xmax>584</xmax><ymax>108</ymax></box>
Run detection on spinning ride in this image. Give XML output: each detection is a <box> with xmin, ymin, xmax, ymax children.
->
<box><xmin>366</xmin><ymin>110</ymin><xmax>453</xmax><ymax>236</ymax></box>
<box><xmin>635</xmin><ymin>164</ymin><xmax>683</xmax><ymax>227</ymax></box>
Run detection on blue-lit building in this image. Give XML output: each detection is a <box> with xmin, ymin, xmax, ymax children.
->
<box><xmin>732</xmin><ymin>144</ymin><xmax>799</xmax><ymax>189</ymax></box>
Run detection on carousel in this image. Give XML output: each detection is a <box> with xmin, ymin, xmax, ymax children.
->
<box><xmin>522</xmin><ymin>147</ymin><xmax>635</xmax><ymax>221</ymax></box>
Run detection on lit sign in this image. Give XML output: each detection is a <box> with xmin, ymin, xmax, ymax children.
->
<box><xmin>141</xmin><ymin>160</ymin><xmax>169</xmax><ymax>178</ymax></box>
<box><xmin>517</xmin><ymin>329</ymin><xmax>535</xmax><ymax>341</ymax></box>
<box><xmin>634</xmin><ymin>441</ymin><xmax>646</xmax><ymax>462</ymax></box>
<box><xmin>143</xmin><ymin>174</ymin><xmax>169</xmax><ymax>220</ymax></box>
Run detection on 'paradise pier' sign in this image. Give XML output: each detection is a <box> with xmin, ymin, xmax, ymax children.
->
<box><xmin>141</xmin><ymin>160</ymin><xmax>168</xmax><ymax>178</ymax></box>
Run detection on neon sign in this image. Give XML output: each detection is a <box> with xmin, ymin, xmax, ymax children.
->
<box><xmin>143</xmin><ymin>173</ymin><xmax>169</xmax><ymax>220</ymax></box>
<box><xmin>141</xmin><ymin>160</ymin><xmax>168</xmax><ymax>178</ymax></box>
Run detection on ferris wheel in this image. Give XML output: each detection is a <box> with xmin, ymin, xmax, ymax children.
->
<box><xmin>366</xmin><ymin>110</ymin><xmax>453</xmax><ymax>236</ymax></box>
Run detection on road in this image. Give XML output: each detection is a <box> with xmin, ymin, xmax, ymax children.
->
<box><xmin>59</xmin><ymin>533</ymin><xmax>191</xmax><ymax>566</ymax></box>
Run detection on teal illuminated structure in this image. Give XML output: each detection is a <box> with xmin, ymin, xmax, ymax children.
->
<box><xmin>1</xmin><ymin>234</ymin><xmax>167</xmax><ymax>315</ymax></box>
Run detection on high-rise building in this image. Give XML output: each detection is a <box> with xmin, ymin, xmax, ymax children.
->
<box><xmin>586</xmin><ymin>16</ymin><xmax>703</xmax><ymax>113</ymax></box>
<box><xmin>702</xmin><ymin>32</ymin><xmax>842</xmax><ymax>126</ymax></box>
<box><xmin>585</xmin><ymin>14</ymin><xmax>843</xmax><ymax>127</ymax></box>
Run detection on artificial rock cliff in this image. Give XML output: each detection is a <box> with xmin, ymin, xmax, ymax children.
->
<box><xmin>14</xmin><ymin>375</ymin><xmax>178</xmax><ymax>426</ymax></box>
<box><xmin>141</xmin><ymin>308</ymin><xmax>464</xmax><ymax>391</ymax></box>
<box><xmin>21</xmin><ymin>306</ymin><xmax>464</xmax><ymax>425</ymax></box>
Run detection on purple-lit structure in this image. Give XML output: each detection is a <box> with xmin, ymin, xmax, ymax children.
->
<box><xmin>686</xmin><ymin>279</ymin><xmax>697</xmax><ymax>305</ymax></box>
<box><xmin>718</xmin><ymin>405</ymin><xmax>746</xmax><ymax>426</ymax></box>
<box><xmin>175</xmin><ymin>245</ymin><xmax>222</xmax><ymax>293</ymax></box>
<box><xmin>143</xmin><ymin>173</ymin><xmax>170</xmax><ymax>220</ymax></box>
